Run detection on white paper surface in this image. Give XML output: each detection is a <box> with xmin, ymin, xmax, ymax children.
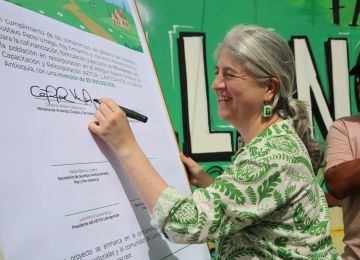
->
<box><xmin>0</xmin><ymin>1</ymin><xmax>210</xmax><ymax>259</ymax></box>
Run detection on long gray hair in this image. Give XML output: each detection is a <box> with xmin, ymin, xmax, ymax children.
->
<box><xmin>215</xmin><ymin>24</ymin><xmax>320</xmax><ymax>170</ymax></box>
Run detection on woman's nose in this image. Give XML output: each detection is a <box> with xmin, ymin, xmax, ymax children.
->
<box><xmin>212</xmin><ymin>74</ymin><xmax>226</xmax><ymax>90</ymax></box>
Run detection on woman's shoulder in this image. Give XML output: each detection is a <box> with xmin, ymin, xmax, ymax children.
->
<box><xmin>233</xmin><ymin>120</ymin><xmax>313</xmax><ymax>176</ymax></box>
<box><xmin>247</xmin><ymin>119</ymin><xmax>305</xmax><ymax>155</ymax></box>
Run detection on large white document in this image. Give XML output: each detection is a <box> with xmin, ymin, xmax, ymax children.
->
<box><xmin>0</xmin><ymin>1</ymin><xmax>210</xmax><ymax>259</ymax></box>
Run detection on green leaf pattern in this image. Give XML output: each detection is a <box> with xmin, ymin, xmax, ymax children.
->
<box><xmin>208</xmin><ymin>192</ymin><xmax>225</xmax><ymax>235</ymax></box>
<box><xmin>152</xmin><ymin>119</ymin><xmax>339</xmax><ymax>259</ymax></box>
<box><xmin>285</xmin><ymin>185</ymin><xmax>296</xmax><ymax>200</ymax></box>
<box><xmin>257</xmin><ymin>172</ymin><xmax>282</xmax><ymax>203</ymax></box>
<box><xmin>274</xmin><ymin>190</ymin><xmax>284</xmax><ymax>207</ymax></box>
<box><xmin>246</xmin><ymin>186</ymin><xmax>257</xmax><ymax>205</ymax></box>
<box><xmin>212</xmin><ymin>178</ymin><xmax>245</xmax><ymax>205</ymax></box>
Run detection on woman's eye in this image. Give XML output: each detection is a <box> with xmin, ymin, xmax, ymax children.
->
<box><xmin>224</xmin><ymin>73</ymin><xmax>236</xmax><ymax>78</ymax></box>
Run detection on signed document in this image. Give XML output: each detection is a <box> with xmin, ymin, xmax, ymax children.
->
<box><xmin>0</xmin><ymin>1</ymin><xmax>210</xmax><ymax>259</ymax></box>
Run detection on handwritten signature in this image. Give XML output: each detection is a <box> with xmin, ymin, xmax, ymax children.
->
<box><xmin>30</xmin><ymin>85</ymin><xmax>93</xmax><ymax>105</ymax></box>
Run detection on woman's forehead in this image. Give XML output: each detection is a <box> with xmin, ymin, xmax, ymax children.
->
<box><xmin>217</xmin><ymin>51</ymin><xmax>244</xmax><ymax>67</ymax></box>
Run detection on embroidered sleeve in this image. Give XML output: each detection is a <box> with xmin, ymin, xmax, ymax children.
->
<box><xmin>151</xmin><ymin>186</ymin><xmax>185</xmax><ymax>229</ymax></box>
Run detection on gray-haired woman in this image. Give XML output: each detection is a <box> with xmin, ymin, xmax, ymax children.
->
<box><xmin>89</xmin><ymin>24</ymin><xmax>339</xmax><ymax>259</ymax></box>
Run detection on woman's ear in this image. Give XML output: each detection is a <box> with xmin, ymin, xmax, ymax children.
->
<box><xmin>264</xmin><ymin>77</ymin><xmax>280</xmax><ymax>102</ymax></box>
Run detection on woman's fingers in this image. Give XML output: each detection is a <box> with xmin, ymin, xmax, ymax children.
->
<box><xmin>180</xmin><ymin>153</ymin><xmax>189</xmax><ymax>165</ymax></box>
<box><xmin>98</xmin><ymin>103</ymin><xmax>112</xmax><ymax>118</ymax></box>
<box><xmin>94</xmin><ymin>108</ymin><xmax>106</xmax><ymax>123</ymax></box>
<box><xmin>180</xmin><ymin>153</ymin><xmax>215</xmax><ymax>188</ymax></box>
<box><xmin>88</xmin><ymin>120</ymin><xmax>101</xmax><ymax>135</ymax></box>
<box><xmin>180</xmin><ymin>153</ymin><xmax>199</xmax><ymax>169</ymax></box>
<box><xmin>97</xmin><ymin>99</ymin><xmax>128</xmax><ymax>127</ymax></box>
<box><xmin>98</xmin><ymin>98</ymin><xmax>123</xmax><ymax>116</ymax></box>
<box><xmin>93</xmin><ymin>99</ymin><xmax>127</xmax><ymax>126</ymax></box>
<box><xmin>89</xmin><ymin>98</ymin><xmax>136</xmax><ymax>153</ymax></box>
<box><xmin>101</xmin><ymin>98</ymin><xmax>120</xmax><ymax>112</ymax></box>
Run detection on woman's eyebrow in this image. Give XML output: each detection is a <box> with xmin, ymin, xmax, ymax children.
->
<box><xmin>215</xmin><ymin>65</ymin><xmax>238</xmax><ymax>73</ymax></box>
<box><xmin>223</xmin><ymin>67</ymin><xmax>246</xmax><ymax>76</ymax></box>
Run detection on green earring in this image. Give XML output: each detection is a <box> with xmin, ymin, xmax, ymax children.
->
<box><xmin>263</xmin><ymin>104</ymin><xmax>272</xmax><ymax>118</ymax></box>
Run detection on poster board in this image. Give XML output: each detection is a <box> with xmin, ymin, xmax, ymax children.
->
<box><xmin>0</xmin><ymin>0</ymin><xmax>211</xmax><ymax>259</ymax></box>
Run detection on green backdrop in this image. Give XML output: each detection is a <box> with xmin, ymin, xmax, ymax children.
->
<box><xmin>136</xmin><ymin>0</ymin><xmax>360</xmax><ymax>190</ymax></box>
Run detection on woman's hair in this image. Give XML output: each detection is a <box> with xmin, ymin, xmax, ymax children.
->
<box><xmin>215</xmin><ymin>24</ymin><xmax>320</xmax><ymax>170</ymax></box>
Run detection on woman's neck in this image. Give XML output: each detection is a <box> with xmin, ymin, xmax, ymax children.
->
<box><xmin>235</xmin><ymin>113</ymin><xmax>282</xmax><ymax>144</ymax></box>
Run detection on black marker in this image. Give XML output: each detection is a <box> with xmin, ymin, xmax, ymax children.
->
<box><xmin>93</xmin><ymin>99</ymin><xmax>148</xmax><ymax>123</ymax></box>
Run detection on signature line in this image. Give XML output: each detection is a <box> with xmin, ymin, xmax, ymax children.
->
<box><xmin>65</xmin><ymin>203</ymin><xmax>120</xmax><ymax>217</ymax></box>
<box><xmin>52</xmin><ymin>161</ymin><xmax>109</xmax><ymax>167</ymax></box>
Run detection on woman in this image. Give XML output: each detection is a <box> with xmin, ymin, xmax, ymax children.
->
<box><xmin>89</xmin><ymin>25</ymin><xmax>338</xmax><ymax>259</ymax></box>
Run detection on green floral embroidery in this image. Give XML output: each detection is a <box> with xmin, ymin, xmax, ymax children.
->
<box><xmin>293</xmin><ymin>203</ymin><xmax>328</xmax><ymax>235</ymax></box>
<box><xmin>309</xmin><ymin>236</ymin><xmax>333</xmax><ymax>252</ymax></box>
<box><xmin>208</xmin><ymin>192</ymin><xmax>225</xmax><ymax>235</ymax></box>
<box><xmin>249</xmin><ymin>145</ymin><xmax>271</xmax><ymax>157</ymax></box>
<box><xmin>234</xmin><ymin>210</ymin><xmax>257</xmax><ymax>225</ymax></box>
<box><xmin>292</xmin><ymin>155</ymin><xmax>314</xmax><ymax>173</ymax></box>
<box><xmin>277</xmin><ymin>247</ymin><xmax>293</xmax><ymax>258</ymax></box>
<box><xmin>258</xmin><ymin>127</ymin><xmax>273</xmax><ymax>139</ymax></box>
<box><xmin>167</xmin><ymin>223</ymin><xmax>189</xmax><ymax>235</ymax></box>
<box><xmin>307</xmin><ymin>188</ymin><xmax>320</xmax><ymax>209</ymax></box>
<box><xmin>188</xmin><ymin>211</ymin><xmax>207</xmax><ymax>242</ymax></box>
<box><xmin>233</xmin><ymin>161</ymin><xmax>277</xmax><ymax>184</ymax></box>
<box><xmin>266</xmin><ymin>135</ymin><xmax>300</xmax><ymax>154</ymax></box>
<box><xmin>285</xmin><ymin>185</ymin><xmax>296</xmax><ymax>200</ymax></box>
<box><xmin>258</xmin><ymin>172</ymin><xmax>282</xmax><ymax>203</ymax></box>
<box><xmin>272</xmin><ymin>123</ymin><xmax>283</xmax><ymax>134</ymax></box>
<box><xmin>257</xmin><ymin>220</ymin><xmax>293</xmax><ymax>231</ymax></box>
<box><xmin>212</xmin><ymin>178</ymin><xmax>245</xmax><ymax>205</ymax></box>
<box><xmin>169</xmin><ymin>200</ymin><xmax>197</xmax><ymax>224</ymax></box>
<box><xmin>281</xmin><ymin>123</ymin><xmax>292</xmax><ymax>134</ymax></box>
<box><xmin>226</xmin><ymin>247</ymin><xmax>265</xmax><ymax>259</ymax></box>
<box><xmin>274</xmin><ymin>236</ymin><xmax>289</xmax><ymax>247</ymax></box>
<box><xmin>245</xmin><ymin>186</ymin><xmax>257</xmax><ymax>205</ymax></box>
<box><xmin>197</xmin><ymin>187</ymin><xmax>211</xmax><ymax>200</ymax></box>
<box><xmin>274</xmin><ymin>190</ymin><xmax>284</xmax><ymax>207</ymax></box>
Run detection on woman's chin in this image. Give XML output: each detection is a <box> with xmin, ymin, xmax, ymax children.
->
<box><xmin>217</xmin><ymin>110</ymin><xmax>232</xmax><ymax>121</ymax></box>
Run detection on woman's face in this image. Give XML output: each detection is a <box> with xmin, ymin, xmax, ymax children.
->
<box><xmin>212</xmin><ymin>50</ymin><xmax>268</xmax><ymax>125</ymax></box>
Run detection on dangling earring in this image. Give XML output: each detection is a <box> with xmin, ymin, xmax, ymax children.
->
<box><xmin>263</xmin><ymin>103</ymin><xmax>272</xmax><ymax>118</ymax></box>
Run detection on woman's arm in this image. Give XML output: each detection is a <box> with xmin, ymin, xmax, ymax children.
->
<box><xmin>88</xmin><ymin>98</ymin><xmax>167</xmax><ymax>211</ymax></box>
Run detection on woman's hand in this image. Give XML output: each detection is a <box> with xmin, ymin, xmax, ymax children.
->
<box><xmin>88</xmin><ymin>98</ymin><xmax>137</xmax><ymax>158</ymax></box>
<box><xmin>180</xmin><ymin>153</ymin><xmax>214</xmax><ymax>188</ymax></box>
